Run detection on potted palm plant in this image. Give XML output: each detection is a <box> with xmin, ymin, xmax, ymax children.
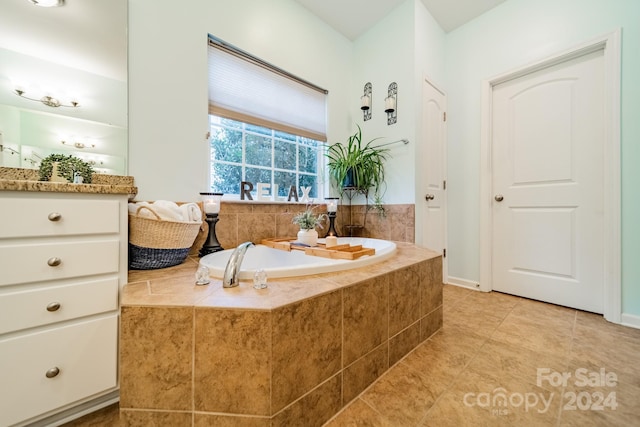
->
<box><xmin>325</xmin><ymin>125</ymin><xmax>390</xmax><ymax>200</ymax></box>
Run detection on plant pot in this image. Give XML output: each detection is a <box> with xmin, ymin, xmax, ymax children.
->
<box><xmin>297</xmin><ymin>228</ymin><xmax>318</xmax><ymax>246</ymax></box>
<box><xmin>342</xmin><ymin>167</ymin><xmax>356</xmax><ymax>188</ymax></box>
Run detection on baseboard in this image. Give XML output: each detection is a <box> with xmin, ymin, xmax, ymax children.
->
<box><xmin>621</xmin><ymin>313</ymin><xmax>640</xmax><ymax>330</ymax></box>
<box><xmin>446</xmin><ymin>276</ymin><xmax>480</xmax><ymax>290</ymax></box>
<box><xmin>23</xmin><ymin>390</ymin><xmax>119</xmax><ymax>427</ymax></box>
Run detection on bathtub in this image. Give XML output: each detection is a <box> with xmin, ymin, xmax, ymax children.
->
<box><xmin>199</xmin><ymin>237</ymin><xmax>396</xmax><ymax>279</ymax></box>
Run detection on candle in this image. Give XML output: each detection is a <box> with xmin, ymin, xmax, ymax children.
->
<box><xmin>200</xmin><ymin>192</ymin><xmax>223</xmax><ymax>214</ymax></box>
<box><xmin>204</xmin><ymin>199</ymin><xmax>219</xmax><ymax>214</ymax></box>
<box><xmin>325</xmin><ymin>236</ymin><xmax>338</xmax><ymax>248</ymax></box>
<box><xmin>360</xmin><ymin>95</ymin><xmax>371</xmax><ymax>111</ymax></box>
<box><xmin>326</xmin><ymin>198</ymin><xmax>338</xmax><ymax>213</ymax></box>
<box><xmin>384</xmin><ymin>96</ymin><xmax>396</xmax><ymax>113</ymax></box>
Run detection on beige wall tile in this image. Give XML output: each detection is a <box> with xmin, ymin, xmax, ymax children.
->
<box><xmin>193</xmin><ymin>308</ymin><xmax>271</xmax><ymax>415</ymax></box>
<box><xmin>271</xmin><ymin>291</ymin><xmax>342</xmax><ymax>412</ymax></box>
<box><xmin>271</xmin><ymin>373</ymin><xmax>342</xmax><ymax>427</ymax></box>
<box><xmin>237</xmin><ymin>213</ymin><xmax>276</xmax><ymax>244</ymax></box>
<box><xmin>421</xmin><ymin>258</ymin><xmax>443</xmax><ymax>316</ymax></box>
<box><xmin>215</xmin><ymin>213</ymin><xmax>239</xmax><ymax>249</ymax></box>
<box><xmin>389</xmin><ymin>265</ymin><xmax>421</xmax><ymax>336</ymax></box>
<box><xmin>119</xmin><ymin>306</ymin><xmax>193</xmax><ymax>411</ymax></box>
<box><xmin>389</xmin><ymin>321</ymin><xmax>421</xmax><ymax>366</ymax></box>
<box><xmin>188</xmin><ymin>202</ymin><xmax>417</xmax><ymax>254</ymax></box>
<box><xmin>343</xmin><ymin>343</ymin><xmax>389</xmax><ymax>404</ymax></box>
<box><xmin>421</xmin><ymin>305</ymin><xmax>443</xmax><ymax>341</ymax></box>
<box><xmin>343</xmin><ymin>276</ymin><xmax>389</xmax><ymax>366</ymax></box>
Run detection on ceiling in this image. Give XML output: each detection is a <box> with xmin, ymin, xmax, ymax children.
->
<box><xmin>294</xmin><ymin>0</ymin><xmax>507</xmax><ymax>39</ymax></box>
<box><xmin>0</xmin><ymin>0</ymin><xmax>505</xmax><ymax>83</ymax></box>
<box><xmin>0</xmin><ymin>0</ymin><xmax>127</xmax><ymax>82</ymax></box>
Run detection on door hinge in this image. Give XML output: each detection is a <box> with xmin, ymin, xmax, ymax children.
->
<box><xmin>443</xmin><ymin>248</ymin><xmax>446</xmax><ymax>258</ymax></box>
<box><xmin>443</xmin><ymin>180</ymin><xmax>446</xmax><ymax>190</ymax></box>
<box><xmin>443</xmin><ymin>112</ymin><xmax>447</xmax><ymax>122</ymax></box>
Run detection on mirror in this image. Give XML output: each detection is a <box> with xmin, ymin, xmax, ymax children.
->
<box><xmin>0</xmin><ymin>0</ymin><xmax>127</xmax><ymax>175</ymax></box>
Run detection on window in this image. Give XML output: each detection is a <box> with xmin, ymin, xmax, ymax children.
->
<box><xmin>207</xmin><ymin>35</ymin><xmax>328</xmax><ymax>200</ymax></box>
<box><xmin>209</xmin><ymin>115</ymin><xmax>324</xmax><ymax>199</ymax></box>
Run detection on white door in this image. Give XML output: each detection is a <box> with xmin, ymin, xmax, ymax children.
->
<box><xmin>491</xmin><ymin>49</ymin><xmax>605</xmax><ymax>313</ymax></box>
<box><xmin>421</xmin><ymin>79</ymin><xmax>447</xmax><ymax>280</ymax></box>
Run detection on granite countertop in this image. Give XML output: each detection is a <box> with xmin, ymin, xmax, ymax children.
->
<box><xmin>122</xmin><ymin>242</ymin><xmax>441</xmax><ymax>311</ymax></box>
<box><xmin>0</xmin><ymin>167</ymin><xmax>137</xmax><ymax>196</ymax></box>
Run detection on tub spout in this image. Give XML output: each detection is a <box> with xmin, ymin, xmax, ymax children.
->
<box><xmin>223</xmin><ymin>242</ymin><xmax>254</xmax><ymax>288</ymax></box>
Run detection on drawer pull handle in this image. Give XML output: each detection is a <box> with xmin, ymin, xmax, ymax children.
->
<box><xmin>46</xmin><ymin>367</ymin><xmax>60</xmax><ymax>378</ymax></box>
<box><xmin>48</xmin><ymin>212</ymin><xmax>62</xmax><ymax>222</ymax></box>
<box><xmin>46</xmin><ymin>302</ymin><xmax>61</xmax><ymax>312</ymax></box>
<box><xmin>47</xmin><ymin>257</ymin><xmax>62</xmax><ymax>267</ymax></box>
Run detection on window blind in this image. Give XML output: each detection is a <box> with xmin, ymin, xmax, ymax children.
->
<box><xmin>208</xmin><ymin>36</ymin><xmax>328</xmax><ymax>142</ymax></box>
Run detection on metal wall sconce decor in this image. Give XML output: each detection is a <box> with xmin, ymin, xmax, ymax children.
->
<box><xmin>385</xmin><ymin>82</ymin><xmax>397</xmax><ymax>125</ymax></box>
<box><xmin>361</xmin><ymin>82</ymin><xmax>372</xmax><ymax>121</ymax></box>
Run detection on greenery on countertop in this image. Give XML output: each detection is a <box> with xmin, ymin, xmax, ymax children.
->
<box><xmin>38</xmin><ymin>154</ymin><xmax>94</xmax><ymax>183</ymax></box>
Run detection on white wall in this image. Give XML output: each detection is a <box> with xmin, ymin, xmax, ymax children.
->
<box><xmin>128</xmin><ymin>0</ymin><xmax>353</xmax><ymax>201</ymax></box>
<box><xmin>444</xmin><ymin>0</ymin><xmax>640</xmax><ymax>317</ymax></box>
<box><xmin>351</xmin><ymin>0</ymin><xmax>445</xmax><ymax>207</ymax></box>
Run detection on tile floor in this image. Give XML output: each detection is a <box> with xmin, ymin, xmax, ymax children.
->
<box><xmin>66</xmin><ymin>284</ymin><xmax>640</xmax><ymax>426</ymax></box>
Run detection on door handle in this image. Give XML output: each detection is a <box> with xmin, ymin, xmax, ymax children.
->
<box><xmin>425</xmin><ymin>194</ymin><xmax>435</xmax><ymax>201</ymax></box>
<box><xmin>494</xmin><ymin>195</ymin><xmax>504</xmax><ymax>202</ymax></box>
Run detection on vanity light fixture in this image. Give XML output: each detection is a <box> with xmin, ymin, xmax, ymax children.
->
<box><xmin>325</xmin><ymin>197</ymin><xmax>339</xmax><ymax>237</ymax></box>
<box><xmin>0</xmin><ymin>146</ymin><xmax>19</xmax><ymax>156</ymax></box>
<box><xmin>199</xmin><ymin>192</ymin><xmax>224</xmax><ymax>256</ymax></box>
<box><xmin>385</xmin><ymin>82</ymin><xmax>397</xmax><ymax>125</ymax></box>
<box><xmin>15</xmin><ymin>89</ymin><xmax>79</xmax><ymax>108</ymax></box>
<box><xmin>361</xmin><ymin>82</ymin><xmax>372</xmax><ymax>121</ymax></box>
<box><xmin>61</xmin><ymin>141</ymin><xmax>95</xmax><ymax>149</ymax></box>
<box><xmin>27</xmin><ymin>0</ymin><xmax>64</xmax><ymax>7</ymax></box>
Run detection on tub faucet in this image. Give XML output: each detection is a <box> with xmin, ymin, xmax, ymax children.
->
<box><xmin>223</xmin><ymin>241</ymin><xmax>254</xmax><ymax>288</ymax></box>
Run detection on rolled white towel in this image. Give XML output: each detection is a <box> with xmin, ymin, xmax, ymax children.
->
<box><xmin>128</xmin><ymin>201</ymin><xmax>154</xmax><ymax>218</ymax></box>
<box><xmin>153</xmin><ymin>200</ymin><xmax>182</xmax><ymax>217</ymax></box>
<box><xmin>179</xmin><ymin>203</ymin><xmax>202</xmax><ymax>222</ymax></box>
<box><xmin>150</xmin><ymin>205</ymin><xmax>182</xmax><ymax>221</ymax></box>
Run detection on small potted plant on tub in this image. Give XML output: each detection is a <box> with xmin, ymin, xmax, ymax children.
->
<box><xmin>292</xmin><ymin>206</ymin><xmax>327</xmax><ymax>247</ymax></box>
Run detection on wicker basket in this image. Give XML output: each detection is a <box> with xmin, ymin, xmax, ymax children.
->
<box><xmin>128</xmin><ymin>205</ymin><xmax>202</xmax><ymax>270</ymax></box>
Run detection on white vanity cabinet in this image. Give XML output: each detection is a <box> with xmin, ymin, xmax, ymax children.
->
<box><xmin>0</xmin><ymin>191</ymin><xmax>128</xmax><ymax>427</ymax></box>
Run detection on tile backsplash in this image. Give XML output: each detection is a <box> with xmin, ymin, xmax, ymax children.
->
<box><xmin>190</xmin><ymin>202</ymin><xmax>415</xmax><ymax>254</ymax></box>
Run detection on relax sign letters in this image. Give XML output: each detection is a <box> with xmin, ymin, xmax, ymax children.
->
<box><xmin>240</xmin><ymin>181</ymin><xmax>312</xmax><ymax>202</ymax></box>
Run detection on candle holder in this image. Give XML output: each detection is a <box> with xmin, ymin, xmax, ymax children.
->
<box><xmin>199</xmin><ymin>192</ymin><xmax>224</xmax><ymax>256</ymax></box>
<box><xmin>325</xmin><ymin>197</ymin><xmax>339</xmax><ymax>237</ymax></box>
<box><xmin>361</xmin><ymin>82</ymin><xmax>372</xmax><ymax>121</ymax></box>
<box><xmin>385</xmin><ymin>82</ymin><xmax>397</xmax><ymax>125</ymax></box>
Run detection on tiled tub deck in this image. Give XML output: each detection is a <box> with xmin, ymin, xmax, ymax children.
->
<box><xmin>119</xmin><ymin>242</ymin><xmax>442</xmax><ymax>426</ymax></box>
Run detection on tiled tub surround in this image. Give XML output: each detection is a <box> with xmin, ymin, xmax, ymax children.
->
<box><xmin>189</xmin><ymin>201</ymin><xmax>415</xmax><ymax>256</ymax></box>
<box><xmin>120</xmin><ymin>243</ymin><xmax>442</xmax><ymax>426</ymax></box>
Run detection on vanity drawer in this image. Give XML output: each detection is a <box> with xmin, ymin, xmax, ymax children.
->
<box><xmin>0</xmin><ymin>315</ymin><xmax>118</xmax><ymax>427</ymax></box>
<box><xmin>0</xmin><ymin>278</ymin><xmax>118</xmax><ymax>335</ymax></box>
<box><xmin>0</xmin><ymin>197</ymin><xmax>120</xmax><ymax>239</ymax></box>
<box><xmin>0</xmin><ymin>240</ymin><xmax>119</xmax><ymax>286</ymax></box>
